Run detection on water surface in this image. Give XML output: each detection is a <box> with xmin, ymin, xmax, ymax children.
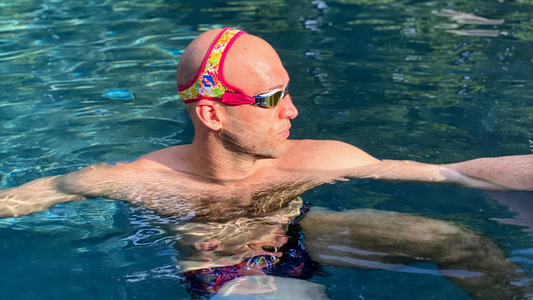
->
<box><xmin>1</xmin><ymin>0</ymin><xmax>533</xmax><ymax>299</ymax></box>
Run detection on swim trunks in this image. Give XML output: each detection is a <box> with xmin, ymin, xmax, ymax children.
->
<box><xmin>179</xmin><ymin>202</ymin><xmax>325</xmax><ymax>299</ymax></box>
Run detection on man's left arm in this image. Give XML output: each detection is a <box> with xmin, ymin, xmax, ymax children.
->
<box><xmin>440</xmin><ymin>155</ymin><xmax>533</xmax><ymax>191</ymax></box>
<box><xmin>289</xmin><ymin>140</ymin><xmax>533</xmax><ymax>191</ymax></box>
<box><xmin>350</xmin><ymin>154</ymin><xmax>533</xmax><ymax>191</ymax></box>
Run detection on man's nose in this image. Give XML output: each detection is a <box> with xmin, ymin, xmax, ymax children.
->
<box><xmin>279</xmin><ymin>94</ymin><xmax>298</xmax><ymax>119</ymax></box>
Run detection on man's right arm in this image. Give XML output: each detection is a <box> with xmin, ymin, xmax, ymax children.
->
<box><xmin>0</xmin><ymin>176</ymin><xmax>85</xmax><ymax>218</ymax></box>
<box><xmin>0</xmin><ymin>163</ymin><xmax>121</xmax><ymax>218</ymax></box>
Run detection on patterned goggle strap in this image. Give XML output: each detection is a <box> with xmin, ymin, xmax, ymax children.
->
<box><xmin>178</xmin><ymin>28</ymin><xmax>246</xmax><ymax>103</ymax></box>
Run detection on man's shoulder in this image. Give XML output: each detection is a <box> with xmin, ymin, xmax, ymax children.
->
<box><xmin>129</xmin><ymin>145</ymin><xmax>189</xmax><ymax>171</ymax></box>
<box><xmin>285</xmin><ymin>139</ymin><xmax>358</xmax><ymax>154</ymax></box>
<box><xmin>280</xmin><ymin>139</ymin><xmax>380</xmax><ymax>169</ymax></box>
<box><xmin>286</xmin><ymin>139</ymin><xmax>347</xmax><ymax>148</ymax></box>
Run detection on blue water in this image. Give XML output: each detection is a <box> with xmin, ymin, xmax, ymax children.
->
<box><xmin>1</xmin><ymin>0</ymin><xmax>533</xmax><ymax>299</ymax></box>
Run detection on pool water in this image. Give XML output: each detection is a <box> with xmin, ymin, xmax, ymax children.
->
<box><xmin>1</xmin><ymin>0</ymin><xmax>533</xmax><ymax>299</ymax></box>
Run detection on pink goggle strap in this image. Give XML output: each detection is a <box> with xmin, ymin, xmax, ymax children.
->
<box><xmin>178</xmin><ymin>28</ymin><xmax>249</xmax><ymax>105</ymax></box>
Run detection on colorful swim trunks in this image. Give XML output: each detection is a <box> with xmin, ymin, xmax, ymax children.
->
<box><xmin>180</xmin><ymin>202</ymin><xmax>327</xmax><ymax>299</ymax></box>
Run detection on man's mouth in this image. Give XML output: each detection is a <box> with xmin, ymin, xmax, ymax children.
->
<box><xmin>278</xmin><ymin>124</ymin><xmax>291</xmax><ymax>138</ymax></box>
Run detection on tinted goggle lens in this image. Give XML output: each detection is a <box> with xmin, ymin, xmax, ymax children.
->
<box><xmin>254</xmin><ymin>85</ymin><xmax>289</xmax><ymax>108</ymax></box>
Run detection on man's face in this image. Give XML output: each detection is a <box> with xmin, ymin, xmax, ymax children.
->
<box><xmin>220</xmin><ymin>91</ymin><xmax>297</xmax><ymax>159</ymax></box>
<box><xmin>220</xmin><ymin>36</ymin><xmax>297</xmax><ymax>159</ymax></box>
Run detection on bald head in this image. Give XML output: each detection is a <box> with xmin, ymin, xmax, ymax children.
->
<box><xmin>177</xmin><ymin>29</ymin><xmax>297</xmax><ymax>161</ymax></box>
<box><xmin>177</xmin><ymin>29</ymin><xmax>289</xmax><ymax>97</ymax></box>
<box><xmin>176</xmin><ymin>29</ymin><xmax>221</xmax><ymax>88</ymax></box>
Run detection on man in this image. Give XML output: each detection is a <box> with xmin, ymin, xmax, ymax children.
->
<box><xmin>1</xmin><ymin>28</ymin><xmax>532</xmax><ymax>219</ymax></box>
<box><xmin>1</xmin><ymin>28</ymin><xmax>533</xmax><ymax>298</ymax></box>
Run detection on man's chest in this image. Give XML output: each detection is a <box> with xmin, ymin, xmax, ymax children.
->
<box><xmin>114</xmin><ymin>171</ymin><xmax>322</xmax><ymax>222</ymax></box>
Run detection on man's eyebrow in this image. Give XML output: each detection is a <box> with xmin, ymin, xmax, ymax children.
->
<box><xmin>259</xmin><ymin>83</ymin><xmax>287</xmax><ymax>94</ymax></box>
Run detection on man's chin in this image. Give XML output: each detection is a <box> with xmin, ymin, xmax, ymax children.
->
<box><xmin>260</xmin><ymin>141</ymin><xmax>289</xmax><ymax>160</ymax></box>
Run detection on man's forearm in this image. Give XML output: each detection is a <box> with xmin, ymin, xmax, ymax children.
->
<box><xmin>347</xmin><ymin>154</ymin><xmax>533</xmax><ymax>191</ymax></box>
<box><xmin>441</xmin><ymin>154</ymin><xmax>533</xmax><ymax>191</ymax></box>
<box><xmin>0</xmin><ymin>176</ymin><xmax>85</xmax><ymax>218</ymax></box>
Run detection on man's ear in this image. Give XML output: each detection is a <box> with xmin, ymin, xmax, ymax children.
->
<box><xmin>195</xmin><ymin>100</ymin><xmax>225</xmax><ymax>131</ymax></box>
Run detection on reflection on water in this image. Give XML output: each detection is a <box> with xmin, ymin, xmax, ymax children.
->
<box><xmin>488</xmin><ymin>191</ymin><xmax>533</xmax><ymax>231</ymax></box>
<box><xmin>173</xmin><ymin>204</ymin><xmax>532</xmax><ymax>299</ymax></box>
<box><xmin>435</xmin><ymin>9</ymin><xmax>504</xmax><ymax>37</ymax></box>
<box><xmin>436</xmin><ymin>9</ymin><xmax>504</xmax><ymax>25</ymax></box>
<box><xmin>1</xmin><ymin>0</ymin><xmax>533</xmax><ymax>299</ymax></box>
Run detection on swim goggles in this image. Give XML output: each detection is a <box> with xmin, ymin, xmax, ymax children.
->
<box><xmin>178</xmin><ymin>28</ymin><xmax>290</xmax><ymax>108</ymax></box>
<box><xmin>223</xmin><ymin>84</ymin><xmax>289</xmax><ymax>108</ymax></box>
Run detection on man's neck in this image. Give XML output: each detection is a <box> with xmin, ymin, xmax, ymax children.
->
<box><xmin>186</xmin><ymin>135</ymin><xmax>264</xmax><ymax>181</ymax></box>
